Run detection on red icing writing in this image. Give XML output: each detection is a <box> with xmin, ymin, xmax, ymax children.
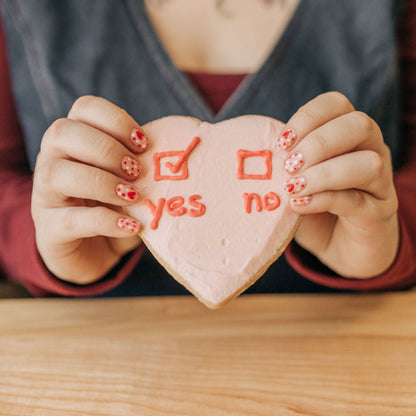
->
<box><xmin>153</xmin><ymin>136</ymin><xmax>201</xmax><ymax>181</ymax></box>
<box><xmin>243</xmin><ymin>193</ymin><xmax>263</xmax><ymax>214</ymax></box>
<box><xmin>165</xmin><ymin>137</ymin><xmax>201</xmax><ymax>173</ymax></box>
<box><xmin>166</xmin><ymin>196</ymin><xmax>187</xmax><ymax>216</ymax></box>
<box><xmin>237</xmin><ymin>150</ymin><xmax>272</xmax><ymax>180</ymax></box>
<box><xmin>188</xmin><ymin>194</ymin><xmax>206</xmax><ymax>217</ymax></box>
<box><xmin>153</xmin><ymin>151</ymin><xmax>189</xmax><ymax>181</ymax></box>
<box><xmin>144</xmin><ymin>198</ymin><xmax>166</xmax><ymax>230</ymax></box>
<box><xmin>144</xmin><ymin>194</ymin><xmax>207</xmax><ymax>229</ymax></box>
<box><xmin>243</xmin><ymin>192</ymin><xmax>280</xmax><ymax>213</ymax></box>
<box><xmin>263</xmin><ymin>192</ymin><xmax>280</xmax><ymax>211</ymax></box>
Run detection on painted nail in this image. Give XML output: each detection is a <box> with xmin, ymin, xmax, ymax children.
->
<box><xmin>284</xmin><ymin>176</ymin><xmax>306</xmax><ymax>195</ymax></box>
<box><xmin>131</xmin><ymin>128</ymin><xmax>149</xmax><ymax>151</ymax></box>
<box><xmin>277</xmin><ymin>128</ymin><xmax>296</xmax><ymax>150</ymax></box>
<box><xmin>290</xmin><ymin>196</ymin><xmax>312</xmax><ymax>207</ymax></box>
<box><xmin>121</xmin><ymin>156</ymin><xmax>141</xmax><ymax>177</ymax></box>
<box><xmin>285</xmin><ymin>152</ymin><xmax>304</xmax><ymax>173</ymax></box>
<box><xmin>116</xmin><ymin>183</ymin><xmax>139</xmax><ymax>201</ymax></box>
<box><xmin>117</xmin><ymin>217</ymin><xmax>140</xmax><ymax>233</ymax></box>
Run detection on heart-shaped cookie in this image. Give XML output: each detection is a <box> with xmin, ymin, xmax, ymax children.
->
<box><xmin>127</xmin><ymin>116</ymin><xmax>301</xmax><ymax>308</ymax></box>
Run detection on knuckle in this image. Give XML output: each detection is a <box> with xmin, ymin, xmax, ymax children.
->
<box><xmin>326</xmin><ymin>190</ymin><xmax>338</xmax><ymax>208</ymax></box>
<box><xmin>95</xmin><ymin>138</ymin><xmax>116</xmax><ymax>162</ymax></box>
<box><xmin>297</xmin><ymin>104</ymin><xmax>320</xmax><ymax>126</ymax></box>
<box><xmin>387</xmin><ymin>191</ymin><xmax>399</xmax><ymax>215</ymax></box>
<box><xmin>318</xmin><ymin>160</ymin><xmax>331</xmax><ymax>180</ymax></box>
<box><xmin>312</xmin><ymin>131</ymin><xmax>330</xmax><ymax>156</ymax></box>
<box><xmin>35</xmin><ymin>159</ymin><xmax>60</xmax><ymax>189</ymax></box>
<box><xmin>41</xmin><ymin>118</ymin><xmax>68</xmax><ymax>151</ymax></box>
<box><xmin>391</xmin><ymin>193</ymin><xmax>399</xmax><ymax>214</ymax></box>
<box><xmin>324</xmin><ymin>91</ymin><xmax>354</xmax><ymax>111</ymax></box>
<box><xmin>33</xmin><ymin>153</ymin><xmax>45</xmax><ymax>180</ymax></box>
<box><xmin>86</xmin><ymin>166</ymin><xmax>105</xmax><ymax>191</ymax></box>
<box><xmin>368</xmin><ymin>194</ymin><xmax>398</xmax><ymax>223</ymax></box>
<box><xmin>351</xmin><ymin>189</ymin><xmax>366</xmax><ymax>210</ymax></box>
<box><xmin>382</xmin><ymin>143</ymin><xmax>391</xmax><ymax>157</ymax></box>
<box><xmin>92</xmin><ymin>207</ymin><xmax>110</xmax><ymax>228</ymax></box>
<box><xmin>351</xmin><ymin>111</ymin><xmax>375</xmax><ymax>135</ymax></box>
<box><xmin>367</xmin><ymin>151</ymin><xmax>384</xmax><ymax>178</ymax></box>
<box><xmin>61</xmin><ymin>209</ymin><xmax>77</xmax><ymax>234</ymax></box>
<box><xmin>68</xmin><ymin>95</ymin><xmax>97</xmax><ymax>117</ymax></box>
<box><xmin>108</xmin><ymin>106</ymin><xmax>131</xmax><ymax>130</ymax></box>
<box><xmin>381</xmin><ymin>143</ymin><xmax>393</xmax><ymax>167</ymax></box>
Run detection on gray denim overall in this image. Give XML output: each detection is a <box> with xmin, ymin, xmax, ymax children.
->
<box><xmin>1</xmin><ymin>0</ymin><xmax>404</xmax><ymax>295</ymax></box>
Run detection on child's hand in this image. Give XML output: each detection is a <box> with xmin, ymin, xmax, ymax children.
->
<box><xmin>279</xmin><ymin>92</ymin><xmax>399</xmax><ymax>278</ymax></box>
<box><xmin>31</xmin><ymin>96</ymin><xmax>149</xmax><ymax>284</ymax></box>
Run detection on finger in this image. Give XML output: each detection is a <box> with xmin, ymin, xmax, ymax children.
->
<box><xmin>35</xmin><ymin>159</ymin><xmax>140</xmax><ymax>207</ymax></box>
<box><xmin>277</xmin><ymin>91</ymin><xmax>355</xmax><ymax>151</ymax></box>
<box><xmin>289</xmin><ymin>189</ymin><xmax>371</xmax><ymax>218</ymax></box>
<box><xmin>46</xmin><ymin>206</ymin><xmax>141</xmax><ymax>242</ymax></box>
<box><xmin>284</xmin><ymin>150</ymin><xmax>389</xmax><ymax>200</ymax></box>
<box><xmin>283</xmin><ymin>111</ymin><xmax>387</xmax><ymax>175</ymax></box>
<box><xmin>289</xmin><ymin>189</ymin><xmax>397</xmax><ymax>224</ymax></box>
<box><xmin>41</xmin><ymin>118</ymin><xmax>142</xmax><ymax>180</ymax></box>
<box><xmin>67</xmin><ymin>95</ymin><xmax>149</xmax><ymax>153</ymax></box>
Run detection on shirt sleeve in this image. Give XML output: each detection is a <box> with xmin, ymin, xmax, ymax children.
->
<box><xmin>285</xmin><ymin>0</ymin><xmax>416</xmax><ymax>291</ymax></box>
<box><xmin>0</xmin><ymin>19</ymin><xmax>144</xmax><ymax>296</ymax></box>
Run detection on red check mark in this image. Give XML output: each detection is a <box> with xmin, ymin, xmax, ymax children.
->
<box><xmin>165</xmin><ymin>136</ymin><xmax>201</xmax><ymax>173</ymax></box>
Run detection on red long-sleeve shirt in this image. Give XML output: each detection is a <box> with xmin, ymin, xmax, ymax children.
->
<box><xmin>1</xmin><ymin>6</ymin><xmax>416</xmax><ymax>296</ymax></box>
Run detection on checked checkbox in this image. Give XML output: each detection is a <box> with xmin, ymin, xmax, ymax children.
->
<box><xmin>153</xmin><ymin>137</ymin><xmax>201</xmax><ymax>181</ymax></box>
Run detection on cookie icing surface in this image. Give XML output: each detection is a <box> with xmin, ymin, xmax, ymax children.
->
<box><xmin>127</xmin><ymin>116</ymin><xmax>300</xmax><ymax>308</ymax></box>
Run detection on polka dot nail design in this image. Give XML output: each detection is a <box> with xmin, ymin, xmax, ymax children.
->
<box><xmin>121</xmin><ymin>156</ymin><xmax>141</xmax><ymax>177</ymax></box>
<box><xmin>131</xmin><ymin>128</ymin><xmax>149</xmax><ymax>151</ymax></box>
<box><xmin>116</xmin><ymin>183</ymin><xmax>139</xmax><ymax>201</ymax></box>
<box><xmin>290</xmin><ymin>196</ymin><xmax>312</xmax><ymax>207</ymax></box>
<box><xmin>284</xmin><ymin>176</ymin><xmax>306</xmax><ymax>195</ymax></box>
<box><xmin>285</xmin><ymin>152</ymin><xmax>304</xmax><ymax>173</ymax></box>
<box><xmin>277</xmin><ymin>129</ymin><xmax>296</xmax><ymax>150</ymax></box>
<box><xmin>117</xmin><ymin>217</ymin><xmax>140</xmax><ymax>233</ymax></box>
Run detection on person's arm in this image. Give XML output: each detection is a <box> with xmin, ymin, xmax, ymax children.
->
<box><xmin>0</xmin><ymin>21</ymin><xmax>144</xmax><ymax>296</ymax></box>
<box><xmin>285</xmin><ymin>1</ymin><xmax>416</xmax><ymax>291</ymax></box>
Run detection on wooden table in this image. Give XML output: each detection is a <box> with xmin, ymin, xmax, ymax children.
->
<box><xmin>0</xmin><ymin>293</ymin><xmax>415</xmax><ymax>415</ymax></box>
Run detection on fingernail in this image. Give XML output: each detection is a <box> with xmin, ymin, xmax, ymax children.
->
<box><xmin>117</xmin><ymin>217</ymin><xmax>140</xmax><ymax>233</ymax></box>
<box><xmin>277</xmin><ymin>128</ymin><xmax>296</xmax><ymax>150</ymax></box>
<box><xmin>130</xmin><ymin>128</ymin><xmax>149</xmax><ymax>151</ymax></box>
<box><xmin>284</xmin><ymin>176</ymin><xmax>306</xmax><ymax>195</ymax></box>
<box><xmin>121</xmin><ymin>156</ymin><xmax>141</xmax><ymax>177</ymax></box>
<box><xmin>290</xmin><ymin>196</ymin><xmax>312</xmax><ymax>207</ymax></box>
<box><xmin>285</xmin><ymin>152</ymin><xmax>304</xmax><ymax>173</ymax></box>
<box><xmin>116</xmin><ymin>183</ymin><xmax>139</xmax><ymax>201</ymax></box>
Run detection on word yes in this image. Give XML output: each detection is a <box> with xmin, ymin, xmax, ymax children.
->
<box><xmin>145</xmin><ymin>195</ymin><xmax>206</xmax><ymax>230</ymax></box>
